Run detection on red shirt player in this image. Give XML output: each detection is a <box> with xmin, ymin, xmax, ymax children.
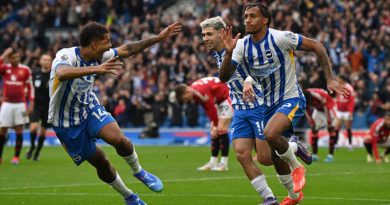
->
<box><xmin>0</xmin><ymin>48</ymin><xmax>34</xmax><ymax>165</ymax></box>
<box><xmin>364</xmin><ymin>112</ymin><xmax>390</xmax><ymax>163</ymax></box>
<box><xmin>175</xmin><ymin>77</ymin><xmax>233</xmax><ymax>171</ymax></box>
<box><xmin>334</xmin><ymin>75</ymin><xmax>355</xmax><ymax>149</ymax></box>
<box><xmin>304</xmin><ymin>88</ymin><xmax>338</xmax><ymax>162</ymax></box>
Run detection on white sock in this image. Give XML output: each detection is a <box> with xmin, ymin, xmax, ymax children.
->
<box><xmin>210</xmin><ymin>156</ymin><xmax>218</xmax><ymax>165</ymax></box>
<box><xmin>288</xmin><ymin>142</ymin><xmax>298</xmax><ymax>153</ymax></box>
<box><xmin>278</xmin><ymin>174</ymin><xmax>299</xmax><ymax>199</ymax></box>
<box><xmin>220</xmin><ymin>157</ymin><xmax>228</xmax><ymax>165</ymax></box>
<box><xmin>108</xmin><ymin>172</ymin><xmax>133</xmax><ymax>198</ymax></box>
<box><xmin>123</xmin><ymin>149</ymin><xmax>142</xmax><ymax>174</ymax></box>
<box><xmin>276</xmin><ymin>145</ymin><xmax>301</xmax><ymax>170</ymax></box>
<box><xmin>251</xmin><ymin>175</ymin><xmax>274</xmax><ymax>199</ymax></box>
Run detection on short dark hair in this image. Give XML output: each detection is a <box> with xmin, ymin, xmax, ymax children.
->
<box><xmin>175</xmin><ymin>84</ymin><xmax>188</xmax><ymax>102</ymax></box>
<box><xmin>244</xmin><ymin>2</ymin><xmax>272</xmax><ymax>27</ymax></box>
<box><xmin>79</xmin><ymin>22</ymin><xmax>109</xmax><ymax>47</ymax></box>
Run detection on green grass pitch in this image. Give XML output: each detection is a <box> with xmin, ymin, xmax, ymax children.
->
<box><xmin>0</xmin><ymin>146</ymin><xmax>389</xmax><ymax>205</ymax></box>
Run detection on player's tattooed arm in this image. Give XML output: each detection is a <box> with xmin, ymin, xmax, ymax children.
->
<box><xmin>299</xmin><ymin>36</ymin><xmax>333</xmax><ymax>81</ymax></box>
<box><xmin>116</xmin><ymin>21</ymin><xmax>181</xmax><ymax>58</ymax></box>
<box><xmin>119</xmin><ymin>36</ymin><xmax>163</xmax><ymax>57</ymax></box>
<box><xmin>315</xmin><ymin>44</ymin><xmax>333</xmax><ymax>81</ymax></box>
<box><xmin>299</xmin><ymin>36</ymin><xmax>350</xmax><ymax>96</ymax></box>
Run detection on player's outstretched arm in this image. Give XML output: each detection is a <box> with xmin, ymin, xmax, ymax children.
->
<box><xmin>0</xmin><ymin>47</ymin><xmax>13</xmax><ymax>61</ymax></box>
<box><xmin>299</xmin><ymin>36</ymin><xmax>350</xmax><ymax>97</ymax></box>
<box><xmin>219</xmin><ymin>26</ymin><xmax>240</xmax><ymax>82</ymax></box>
<box><xmin>116</xmin><ymin>21</ymin><xmax>181</xmax><ymax>58</ymax></box>
<box><xmin>56</xmin><ymin>57</ymin><xmax>122</xmax><ymax>81</ymax></box>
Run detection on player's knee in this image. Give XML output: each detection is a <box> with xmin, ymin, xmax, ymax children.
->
<box><xmin>117</xmin><ymin>136</ymin><xmax>130</xmax><ymax>147</ymax></box>
<box><xmin>234</xmin><ymin>149</ymin><xmax>251</xmax><ymax>164</ymax></box>
<box><xmin>110</xmin><ymin>135</ymin><xmax>130</xmax><ymax>147</ymax></box>
<box><xmin>263</xmin><ymin>127</ymin><xmax>279</xmax><ymax>141</ymax></box>
<box><xmin>257</xmin><ymin>154</ymin><xmax>273</xmax><ymax>166</ymax></box>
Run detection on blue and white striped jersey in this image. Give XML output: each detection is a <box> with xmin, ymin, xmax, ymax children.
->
<box><xmin>48</xmin><ymin>47</ymin><xmax>118</xmax><ymax>127</ymax></box>
<box><xmin>214</xmin><ymin>49</ymin><xmax>263</xmax><ymax>110</ymax></box>
<box><xmin>231</xmin><ymin>28</ymin><xmax>305</xmax><ymax>107</ymax></box>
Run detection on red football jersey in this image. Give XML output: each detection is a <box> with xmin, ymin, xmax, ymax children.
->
<box><xmin>370</xmin><ymin>118</ymin><xmax>390</xmax><ymax>160</ymax></box>
<box><xmin>190</xmin><ymin>77</ymin><xmax>229</xmax><ymax>126</ymax></box>
<box><xmin>336</xmin><ymin>83</ymin><xmax>355</xmax><ymax>112</ymax></box>
<box><xmin>0</xmin><ymin>58</ymin><xmax>34</xmax><ymax>103</ymax></box>
<box><xmin>306</xmin><ymin>88</ymin><xmax>335</xmax><ymax>111</ymax></box>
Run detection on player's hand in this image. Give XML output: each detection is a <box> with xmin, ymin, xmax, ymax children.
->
<box><xmin>1</xmin><ymin>47</ymin><xmax>13</xmax><ymax>59</ymax></box>
<box><xmin>220</xmin><ymin>26</ymin><xmax>241</xmax><ymax>53</ymax></box>
<box><xmin>28</xmin><ymin>103</ymin><xmax>34</xmax><ymax>115</ymax></box>
<box><xmin>97</xmin><ymin>57</ymin><xmax>123</xmax><ymax>75</ymax></box>
<box><xmin>243</xmin><ymin>81</ymin><xmax>255</xmax><ymax>103</ymax></box>
<box><xmin>210</xmin><ymin>125</ymin><xmax>218</xmax><ymax>138</ymax></box>
<box><xmin>158</xmin><ymin>21</ymin><xmax>182</xmax><ymax>40</ymax></box>
<box><xmin>327</xmin><ymin>79</ymin><xmax>350</xmax><ymax>97</ymax></box>
<box><xmin>309</xmin><ymin>120</ymin><xmax>315</xmax><ymax>128</ymax></box>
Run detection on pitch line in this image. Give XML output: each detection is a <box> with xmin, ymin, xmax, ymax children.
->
<box><xmin>0</xmin><ymin>170</ymin><xmax>389</xmax><ymax>191</ymax></box>
<box><xmin>0</xmin><ymin>192</ymin><xmax>390</xmax><ymax>203</ymax></box>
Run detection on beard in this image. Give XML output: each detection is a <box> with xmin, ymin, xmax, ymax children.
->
<box><xmin>246</xmin><ymin>27</ymin><xmax>262</xmax><ymax>34</ymax></box>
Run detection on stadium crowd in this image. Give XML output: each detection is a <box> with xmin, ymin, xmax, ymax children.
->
<box><xmin>0</xmin><ymin>0</ymin><xmax>389</xmax><ymax>128</ymax></box>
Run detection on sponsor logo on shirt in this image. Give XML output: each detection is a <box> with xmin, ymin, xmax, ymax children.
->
<box><xmin>284</xmin><ymin>32</ymin><xmax>296</xmax><ymax>40</ymax></box>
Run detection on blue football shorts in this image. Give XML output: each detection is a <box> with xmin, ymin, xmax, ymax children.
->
<box><xmin>263</xmin><ymin>97</ymin><xmax>306</xmax><ymax>138</ymax></box>
<box><xmin>231</xmin><ymin>105</ymin><xmax>266</xmax><ymax>140</ymax></box>
<box><xmin>53</xmin><ymin>105</ymin><xmax>116</xmax><ymax>166</ymax></box>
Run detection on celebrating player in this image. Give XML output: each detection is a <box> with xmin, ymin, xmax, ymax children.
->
<box><xmin>334</xmin><ymin>75</ymin><xmax>355</xmax><ymax>150</ymax></box>
<box><xmin>200</xmin><ymin>17</ymin><xmax>278</xmax><ymax>203</ymax></box>
<box><xmin>26</xmin><ymin>54</ymin><xmax>52</xmax><ymax>161</ymax></box>
<box><xmin>364</xmin><ymin>112</ymin><xmax>390</xmax><ymax>163</ymax></box>
<box><xmin>175</xmin><ymin>77</ymin><xmax>232</xmax><ymax>171</ymax></box>
<box><xmin>304</xmin><ymin>88</ymin><xmax>338</xmax><ymax>162</ymax></box>
<box><xmin>200</xmin><ymin>16</ymin><xmax>311</xmax><ymax>205</ymax></box>
<box><xmin>218</xmin><ymin>3</ymin><xmax>349</xmax><ymax>204</ymax></box>
<box><xmin>0</xmin><ymin>48</ymin><xmax>34</xmax><ymax>165</ymax></box>
<box><xmin>48</xmin><ymin>21</ymin><xmax>181</xmax><ymax>205</ymax></box>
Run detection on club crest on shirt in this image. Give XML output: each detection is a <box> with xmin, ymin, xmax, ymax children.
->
<box><xmin>265</xmin><ymin>50</ymin><xmax>273</xmax><ymax>59</ymax></box>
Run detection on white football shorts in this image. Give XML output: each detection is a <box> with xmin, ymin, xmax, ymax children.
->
<box><xmin>0</xmin><ymin>102</ymin><xmax>29</xmax><ymax>127</ymax></box>
<box><xmin>217</xmin><ymin>98</ymin><xmax>233</xmax><ymax>119</ymax></box>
